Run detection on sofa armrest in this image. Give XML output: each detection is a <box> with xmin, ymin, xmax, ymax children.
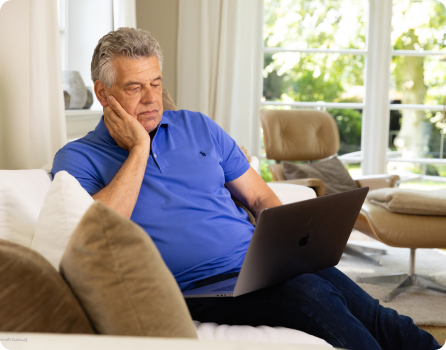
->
<box><xmin>273</xmin><ymin>178</ymin><xmax>326</xmax><ymax>197</ymax></box>
<box><xmin>0</xmin><ymin>332</ymin><xmax>334</xmax><ymax>349</ymax></box>
<box><xmin>354</xmin><ymin>174</ymin><xmax>400</xmax><ymax>191</ymax></box>
<box><xmin>250</xmin><ymin>156</ymin><xmax>260</xmax><ymax>174</ymax></box>
<box><xmin>267</xmin><ymin>183</ymin><xmax>316</xmax><ymax>205</ymax></box>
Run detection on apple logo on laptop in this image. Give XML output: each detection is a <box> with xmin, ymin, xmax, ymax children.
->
<box><xmin>299</xmin><ymin>233</ymin><xmax>310</xmax><ymax>247</ymax></box>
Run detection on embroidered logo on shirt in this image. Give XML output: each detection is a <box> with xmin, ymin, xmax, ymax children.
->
<box><xmin>200</xmin><ymin>151</ymin><xmax>206</xmax><ymax>156</ymax></box>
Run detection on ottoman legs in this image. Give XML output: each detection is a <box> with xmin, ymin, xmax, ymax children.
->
<box><xmin>344</xmin><ymin>244</ymin><xmax>387</xmax><ymax>266</ymax></box>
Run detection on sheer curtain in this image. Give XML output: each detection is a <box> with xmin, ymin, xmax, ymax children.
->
<box><xmin>177</xmin><ymin>0</ymin><xmax>262</xmax><ymax>155</ymax></box>
<box><xmin>0</xmin><ymin>0</ymin><xmax>66</xmax><ymax>170</ymax></box>
<box><xmin>113</xmin><ymin>0</ymin><xmax>136</xmax><ymax>29</ymax></box>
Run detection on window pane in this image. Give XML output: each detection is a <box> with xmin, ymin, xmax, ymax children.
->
<box><xmin>392</xmin><ymin>0</ymin><xmax>446</xmax><ymax>52</ymax></box>
<box><xmin>387</xmin><ymin>161</ymin><xmax>446</xmax><ymax>190</ymax></box>
<box><xmin>390</xmin><ymin>55</ymin><xmax>446</xmax><ymax>105</ymax></box>
<box><xmin>397</xmin><ymin>177</ymin><xmax>446</xmax><ymax>190</ymax></box>
<box><xmin>263</xmin><ymin>53</ymin><xmax>365</xmax><ymax>103</ymax></box>
<box><xmin>264</xmin><ymin>0</ymin><xmax>367</xmax><ymax>50</ymax></box>
<box><xmin>389</xmin><ymin>109</ymin><xmax>445</xmax><ymax>159</ymax></box>
<box><xmin>57</xmin><ymin>0</ymin><xmax>64</xmax><ymax>29</ymax></box>
<box><xmin>388</xmin><ymin>107</ymin><xmax>446</xmax><ymax>189</ymax></box>
<box><xmin>327</xmin><ymin>108</ymin><xmax>362</xmax><ymax>155</ymax></box>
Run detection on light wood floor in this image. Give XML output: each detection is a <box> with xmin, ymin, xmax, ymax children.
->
<box><xmin>420</xmin><ymin>326</ymin><xmax>446</xmax><ymax>345</ymax></box>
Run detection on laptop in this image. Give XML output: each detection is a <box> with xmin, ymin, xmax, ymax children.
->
<box><xmin>183</xmin><ymin>187</ymin><xmax>368</xmax><ymax>298</ymax></box>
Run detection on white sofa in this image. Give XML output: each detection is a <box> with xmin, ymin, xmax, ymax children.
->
<box><xmin>0</xmin><ymin>167</ymin><xmax>334</xmax><ymax>349</ymax></box>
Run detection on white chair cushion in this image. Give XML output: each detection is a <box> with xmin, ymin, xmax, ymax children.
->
<box><xmin>0</xmin><ymin>169</ymin><xmax>51</xmax><ymax>247</ymax></box>
<box><xmin>31</xmin><ymin>171</ymin><xmax>94</xmax><ymax>269</ymax></box>
<box><xmin>194</xmin><ymin>321</ymin><xmax>332</xmax><ymax>347</ymax></box>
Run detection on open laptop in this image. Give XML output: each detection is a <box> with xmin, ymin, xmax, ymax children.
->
<box><xmin>183</xmin><ymin>187</ymin><xmax>368</xmax><ymax>298</ymax></box>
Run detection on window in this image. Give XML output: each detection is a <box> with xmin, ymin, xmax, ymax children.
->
<box><xmin>57</xmin><ymin>0</ymin><xmax>68</xmax><ymax>70</ymax></box>
<box><xmin>261</xmin><ymin>0</ymin><xmax>368</xmax><ymax>180</ymax></box>
<box><xmin>57</xmin><ymin>0</ymin><xmax>114</xmax><ymax>112</ymax></box>
<box><xmin>388</xmin><ymin>0</ymin><xmax>446</xmax><ymax>188</ymax></box>
<box><xmin>261</xmin><ymin>0</ymin><xmax>446</xmax><ymax>188</ymax></box>
<box><xmin>56</xmin><ymin>0</ymin><xmax>114</xmax><ymax>141</ymax></box>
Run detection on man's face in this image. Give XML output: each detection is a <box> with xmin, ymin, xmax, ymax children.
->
<box><xmin>98</xmin><ymin>56</ymin><xmax>164</xmax><ymax>133</ymax></box>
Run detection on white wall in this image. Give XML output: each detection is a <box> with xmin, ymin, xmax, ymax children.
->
<box><xmin>135</xmin><ymin>0</ymin><xmax>178</xmax><ymax>103</ymax></box>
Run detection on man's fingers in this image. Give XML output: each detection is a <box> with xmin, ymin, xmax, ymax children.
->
<box><xmin>103</xmin><ymin>106</ymin><xmax>121</xmax><ymax>126</ymax></box>
<box><xmin>108</xmin><ymin>95</ymin><xmax>129</xmax><ymax>119</ymax></box>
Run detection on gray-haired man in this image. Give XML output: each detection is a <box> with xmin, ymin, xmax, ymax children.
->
<box><xmin>52</xmin><ymin>28</ymin><xmax>440</xmax><ymax>350</ymax></box>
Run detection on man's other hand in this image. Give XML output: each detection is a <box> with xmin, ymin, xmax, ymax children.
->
<box><xmin>104</xmin><ymin>95</ymin><xmax>151</xmax><ymax>152</ymax></box>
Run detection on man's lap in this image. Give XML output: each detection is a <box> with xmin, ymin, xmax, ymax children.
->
<box><xmin>186</xmin><ymin>267</ymin><xmax>440</xmax><ymax>350</ymax></box>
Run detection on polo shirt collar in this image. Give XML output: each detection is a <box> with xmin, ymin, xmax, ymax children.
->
<box><xmin>95</xmin><ymin>112</ymin><xmax>174</xmax><ymax>147</ymax></box>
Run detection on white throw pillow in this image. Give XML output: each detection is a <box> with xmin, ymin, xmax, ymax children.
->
<box><xmin>31</xmin><ymin>171</ymin><xmax>94</xmax><ymax>269</ymax></box>
<box><xmin>0</xmin><ymin>169</ymin><xmax>52</xmax><ymax>248</ymax></box>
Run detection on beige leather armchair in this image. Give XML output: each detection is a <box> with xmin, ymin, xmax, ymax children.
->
<box><xmin>260</xmin><ymin>109</ymin><xmax>400</xmax><ymax>265</ymax></box>
<box><xmin>260</xmin><ymin>109</ymin><xmax>399</xmax><ymax>196</ymax></box>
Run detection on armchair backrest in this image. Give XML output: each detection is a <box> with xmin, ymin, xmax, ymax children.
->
<box><xmin>260</xmin><ymin>109</ymin><xmax>340</xmax><ymax>162</ymax></box>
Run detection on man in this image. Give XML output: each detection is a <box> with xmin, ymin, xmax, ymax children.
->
<box><xmin>52</xmin><ymin>28</ymin><xmax>440</xmax><ymax>350</ymax></box>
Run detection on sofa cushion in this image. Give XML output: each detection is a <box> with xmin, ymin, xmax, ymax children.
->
<box><xmin>0</xmin><ymin>239</ymin><xmax>94</xmax><ymax>333</ymax></box>
<box><xmin>31</xmin><ymin>171</ymin><xmax>94</xmax><ymax>269</ymax></box>
<box><xmin>60</xmin><ymin>201</ymin><xmax>197</xmax><ymax>338</ymax></box>
<box><xmin>0</xmin><ymin>169</ymin><xmax>51</xmax><ymax>247</ymax></box>
<box><xmin>283</xmin><ymin>157</ymin><xmax>358</xmax><ymax>195</ymax></box>
<box><xmin>193</xmin><ymin>321</ymin><xmax>332</xmax><ymax>346</ymax></box>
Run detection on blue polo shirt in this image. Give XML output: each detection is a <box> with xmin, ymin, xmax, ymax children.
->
<box><xmin>52</xmin><ymin>110</ymin><xmax>253</xmax><ymax>291</ymax></box>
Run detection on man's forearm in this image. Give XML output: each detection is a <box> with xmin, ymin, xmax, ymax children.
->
<box><xmin>225</xmin><ymin>168</ymin><xmax>282</xmax><ymax>221</ymax></box>
<box><xmin>92</xmin><ymin>145</ymin><xmax>149</xmax><ymax>219</ymax></box>
<box><xmin>251</xmin><ymin>190</ymin><xmax>282</xmax><ymax>220</ymax></box>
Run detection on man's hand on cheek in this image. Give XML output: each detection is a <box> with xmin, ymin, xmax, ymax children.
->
<box><xmin>103</xmin><ymin>96</ymin><xmax>151</xmax><ymax>153</ymax></box>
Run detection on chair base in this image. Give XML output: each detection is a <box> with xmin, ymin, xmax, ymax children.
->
<box><xmin>343</xmin><ymin>243</ymin><xmax>387</xmax><ymax>266</ymax></box>
<box><xmin>357</xmin><ymin>273</ymin><xmax>446</xmax><ymax>302</ymax></box>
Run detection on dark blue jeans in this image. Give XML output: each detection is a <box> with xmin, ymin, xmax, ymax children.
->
<box><xmin>186</xmin><ymin>267</ymin><xmax>440</xmax><ymax>350</ymax></box>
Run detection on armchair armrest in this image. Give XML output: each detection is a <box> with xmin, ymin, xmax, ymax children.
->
<box><xmin>274</xmin><ymin>178</ymin><xmax>326</xmax><ymax>197</ymax></box>
<box><xmin>353</xmin><ymin>174</ymin><xmax>400</xmax><ymax>191</ymax></box>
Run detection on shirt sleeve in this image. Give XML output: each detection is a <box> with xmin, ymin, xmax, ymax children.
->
<box><xmin>52</xmin><ymin>146</ymin><xmax>105</xmax><ymax>196</ymax></box>
<box><xmin>205</xmin><ymin>116</ymin><xmax>251</xmax><ymax>182</ymax></box>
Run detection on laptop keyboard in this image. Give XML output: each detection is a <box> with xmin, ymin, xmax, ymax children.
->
<box><xmin>210</xmin><ymin>284</ymin><xmax>236</xmax><ymax>292</ymax></box>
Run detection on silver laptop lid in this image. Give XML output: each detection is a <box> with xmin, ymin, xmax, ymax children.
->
<box><xmin>232</xmin><ymin>187</ymin><xmax>368</xmax><ymax>296</ymax></box>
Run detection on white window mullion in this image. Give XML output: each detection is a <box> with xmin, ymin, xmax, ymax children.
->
<box><xmin>261</xmin><ymin>101</ymin><xmax>365</xmax><ymax>109</ymax></box>
<box><xmin>361</xmin><ymin>0</ymin><xmax>393</xmax><ymax>175</ymax></box>
<box><xmin>264</xmin><ymin>48</ymin><xmax>368</xmax><ymax>55</ymax></box>
<box><xmin>391</xmin><ymin>50</ymin><xmax>446</xmax><ymax>57</ymax></box>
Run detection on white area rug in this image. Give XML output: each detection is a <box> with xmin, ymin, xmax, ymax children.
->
<box><xmin>336</xmin><ymin>240</ymin><xmax>446</xmax><ymax>326</ymax></box>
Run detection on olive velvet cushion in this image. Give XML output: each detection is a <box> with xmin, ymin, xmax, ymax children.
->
<box><xmin>59</xmin><ymin>201</ymin><xmax>197</xmax><ymax>338</ymax></box>
<box><xmin>0</xmin><ymin>239</ymin><xmax>94</xmax><ymax>333</ymax></box>
<box><xmin>283</xmin><ymin>157</ymin><xmax>358</xmax><ymax>195</ymax></box>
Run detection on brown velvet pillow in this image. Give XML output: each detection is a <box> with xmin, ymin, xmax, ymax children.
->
<box><xmin>59</xmin><ymin>201</ymin><xmax>197</xmax><ymax>338</ymax></box>
<box><xmin>283</xmin><ymin>157</ymin><xmax>358</xmax><ymax>195</ymax></box>
<box><xmin>162</xmin><ymin>88</ymin><xmax>178</xmax><ymax>111</ymax></box>
<box><xmin>0</xmin><ymin>239</ymin><xmax>94</xmax><ymax>334</ymax></box>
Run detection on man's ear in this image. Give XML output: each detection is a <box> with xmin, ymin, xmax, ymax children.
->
<box><xmin>94</xmin><ymin>80</ymin><xmax>108</xmax><ymax>107</ymax></box>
